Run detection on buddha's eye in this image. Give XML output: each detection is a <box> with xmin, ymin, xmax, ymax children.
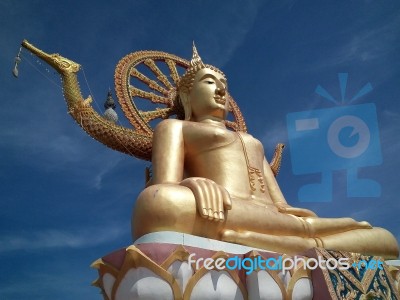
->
<box><xmin>205</xmin><ymin>80</ymin><xmax>215</xmax><ymax>84</ymax></box>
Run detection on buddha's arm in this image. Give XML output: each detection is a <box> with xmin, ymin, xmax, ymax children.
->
<box><xmin>263</xmin><ymin>157</ymin><xmax>287</xmax><ymax>203</ymax></box>
<box><xmin>151</xmin><ymin>119</ymin><xmax>231</xmax><ymax>221</ymax></box>
<box><xmin>263</xmin><ymin>158</ymin><xmax>317</xmax><ymax>217</ymax></box>
<box><xmin>151</xmin><ymin>119</ymin><xmax>184</xmax><ymax>184</ymax></box>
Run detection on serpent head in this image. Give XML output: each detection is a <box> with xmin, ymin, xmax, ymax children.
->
<box><xmin>22</xmin><ymin>40</ymin><xmax>80</xmax><ymax>74</ymax></box>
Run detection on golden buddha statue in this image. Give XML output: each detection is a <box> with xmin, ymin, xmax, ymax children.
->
<box><xmin>132</xmin><ymin>45</ymin><xmax>399</xmax><ymax>259</ymax></box>
<box><xmin>20</xmin><ymin>40</ymin><xmax>398</xmax><ymax>260</ymax></box>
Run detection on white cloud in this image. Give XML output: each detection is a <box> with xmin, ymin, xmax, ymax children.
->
<box><xmin>155</xmin><ymin>1</ymin><xmax>263</xmax><ymax>68</ymax></box>
<box><xmin>304</xmin><ymin>14</ymin><xmax>400</xmax><ymax>72</ymax></box>
<box><xmin>336</xmin><ymin>18</ymin><xmax>399</xmax><ymax>64</ymax></box>
<box><xmin>92</xmin><ymin>158</ymin><xmax>122</xmax><ymax>190</ymax></box>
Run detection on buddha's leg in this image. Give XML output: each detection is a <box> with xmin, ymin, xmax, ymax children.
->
<box><xmin>222</xmin><ymin>208</ymin><xmax>375</xmax><ymax>252</ymax></box>
<box><xmin>222</xmin><ymin>227</ymin><xmax>399</xmax><ymax>259</ymax></box>
<box><xmin>132</xmin><ymin>184</ymin><xmax>209</xmax><ymax>239</ymax></box>
<box><xmin>133</xmin><ymin>185</ymin><xmax>397</xmax><ymax>258</ymax></box>
<box><xmin>223</xmin><ymin>199</ymin><xmax>372</xmax><ymax>238</ymax></box>
<box><xmin>133</xmin><ymin>186</ymin><xmax>374</xmax><ymax>241</ymax></box>
<box><xmin>221</xmin><ymin>229</ymin><xmax>319</xmax><ymax>254</ymax></box>
<box><xmin>302</xmin><ymin>217</ymin><xmax>371</xmax><ymax>237</ymax></box>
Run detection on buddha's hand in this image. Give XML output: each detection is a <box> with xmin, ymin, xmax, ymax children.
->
<box><xmin>180</xmin><ymin>177</ymin><xmax>232</xmax><ymax>221</ymax></box>
<box><xmin>275</xmin><ymin>202</ymin><xmax>317</xmax><ymax>217</ymax></box>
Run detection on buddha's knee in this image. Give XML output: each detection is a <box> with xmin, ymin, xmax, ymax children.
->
<box><xmin>132</xmin><ymin>184</ymin><xmax>197</xmax><ymax>239</ymax></box>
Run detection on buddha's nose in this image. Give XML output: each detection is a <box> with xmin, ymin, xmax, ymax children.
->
<box><xmin>216</xmin><ymin>86</ymin><xmax>226</xmax><ymax>96</ymax></box>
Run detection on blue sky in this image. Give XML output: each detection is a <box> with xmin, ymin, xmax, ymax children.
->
<box><xmin>1</xmin><ymin>0</ymin><xmax>399</xmax><ymax>299</ymax></box>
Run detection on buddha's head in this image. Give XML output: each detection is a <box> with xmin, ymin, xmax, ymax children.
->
<box><xmin>178</xmin><ymin>44</ymin><xmax>228</xmax><ymax>121</ymax></box>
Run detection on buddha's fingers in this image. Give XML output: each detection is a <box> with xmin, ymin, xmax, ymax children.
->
<box><xmin>221</xmin><ymin>187</ymin><xmax>232</xmax><ymax>210</ymax></box>
<box><xmin>275</xmin><ymin>202</ymin><xmax>317</xmax><ymax>217</ymax></box>
<box><xmin>215</xmin><ymin>186</ymin><xmax>224</xmax><ymax>221</ymax></box>
<box><xmin>180</xmin><ymin>177</ymin><xmax>229</xmax><ymax>222</ymax></box>
<box><xmin>203</xmin><ymin>179</ymin><xmax>219</xmax><ymax>221</ymax></box>
<box><xmin>196</xmin><ymin>179</ymin><xmax>212</xmax><ymax>220</ymax></box>
<box><xmin>180</xmin><ymin>178</ymin><xmax>208</xmax><ymax>219</ymax></box>
<box><xmin>358</xmin><ymin>221</ymin><xmax>372</xmax><ymax>229</ymax></box>
<box><xmin>285</xmin><ymin>207</ymin><xmax>317</xmax><ymax>217</ymax></box>
<box><xmin>211</xmin><ymin>184</ymin><xmax>221</xmax><ymax>221</ymax></box>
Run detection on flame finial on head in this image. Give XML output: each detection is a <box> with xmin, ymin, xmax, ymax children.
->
<box><xmin>190</xmin><ymin>42</ymin><xmax>205</xmax><ymax>70</ymax></box>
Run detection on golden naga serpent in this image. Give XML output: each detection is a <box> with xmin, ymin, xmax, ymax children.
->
<box><xmin>21</xmin><ymin>40</ymin><xmax>284</xmax><ymax>176</ymax></box>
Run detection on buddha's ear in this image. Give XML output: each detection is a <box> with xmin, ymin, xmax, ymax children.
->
<box><xmin>179</xmin><ymin>90</ymin><xmax>192</xmax><ymax>121</ymax></box>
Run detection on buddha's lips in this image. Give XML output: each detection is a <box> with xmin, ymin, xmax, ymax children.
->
<box><xmin>214</xmin><ymin>96</ymin><xmax>226</xmax><ymax>105</ymax></box>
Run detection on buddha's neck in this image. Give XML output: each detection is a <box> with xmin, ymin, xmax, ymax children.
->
<box><xmin>194</xmin><ymin>117</ymin><xmax>226</xmax><ymax>128</ymax></box>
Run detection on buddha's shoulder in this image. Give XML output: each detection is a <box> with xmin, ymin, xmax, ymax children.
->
<box><xmin>238</xmin><ymin>132</ymin><xmax>264</xmax><ymax>149</ymax></box>
<box><xmin>155</xmin><ymin>119</ymin><xmax>183</xmax><ymax>130</ymax></box>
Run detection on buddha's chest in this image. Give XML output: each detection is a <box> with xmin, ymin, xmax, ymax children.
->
<box><xmin>183</xmin><ymin>124</ymin><xmax>264</xmax><ymax>160</ymax></box>
<box><xmin>183</xmin><ymin>124</ymin><xmax>236</xmax><ymax>153</ymax></box>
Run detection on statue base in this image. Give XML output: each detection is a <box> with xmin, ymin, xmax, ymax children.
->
<box><xmin>92</xmin><ymin>232</ymin><xmax>400</xmax><ymax>300</ymax></box>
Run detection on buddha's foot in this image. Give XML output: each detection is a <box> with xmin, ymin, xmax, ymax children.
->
<box><xmin>302</xmin><ymin>218</ymin><xmax>372</xmax><ymax>238</ymax></box>
<box><xmin>221</xmin><ymin>229</ymin><xmax>317</xmax><ymax>255</ymax></box>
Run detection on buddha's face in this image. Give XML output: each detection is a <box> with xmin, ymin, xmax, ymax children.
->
<box><xmin>181</xmin><ymin>67</ymin><xmax>228</xmax><ymax>121</ymax></box>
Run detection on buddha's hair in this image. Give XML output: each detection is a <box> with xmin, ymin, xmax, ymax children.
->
<box><xmin>177</xmin><ymin>43</ymin><xmax>225</xmax><ymax>94</ymax></box>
